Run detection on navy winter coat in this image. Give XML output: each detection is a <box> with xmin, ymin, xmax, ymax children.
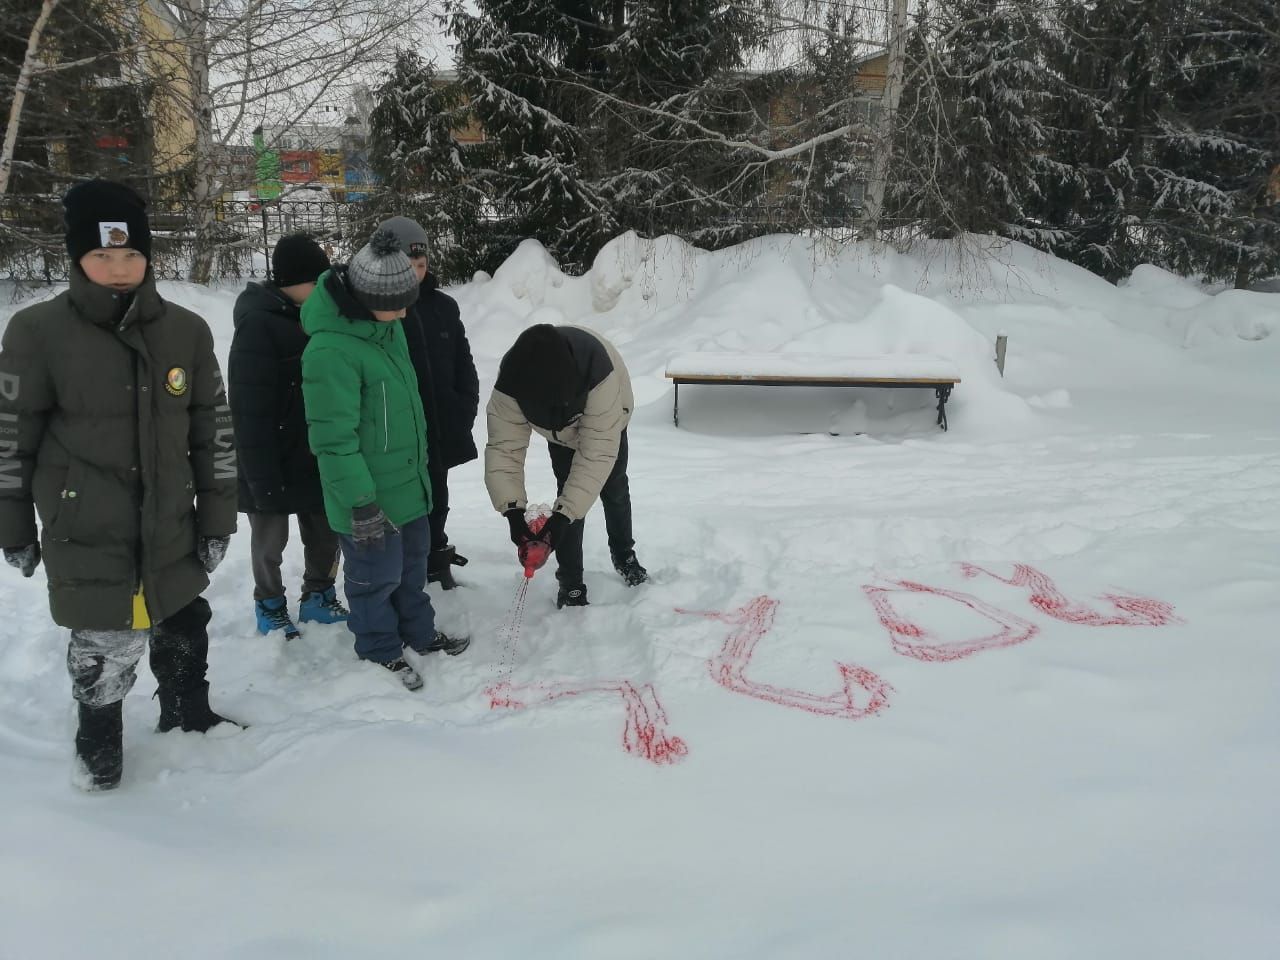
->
<box><xmin>402</xmin><ymin>274</ymin><xmax>479</xmax><ymax>471</ymax></box>
<box><xmin>228</xmin><ymin>282</ymin><xmax>325</xmax><ymax>515</ymax></box>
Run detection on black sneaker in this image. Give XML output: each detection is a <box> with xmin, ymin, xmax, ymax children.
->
<box><xmin>378</xmin><ymin>657</ymin><xmax>423</xmax><ymax>691</ymax></box>
<box><xmin>612</xmin><ymin>551</ymin><xmax>649</xmax><ymax>586</ymax></box>
<box><xmin>557</xmin><ymin>583</ymin><xmax>589</xmax><ymax>609</ymax></box>
<box><xmin>421</xmin><ymin>631</ymin><xmax>471</xmax><ymax>656</ymax></box>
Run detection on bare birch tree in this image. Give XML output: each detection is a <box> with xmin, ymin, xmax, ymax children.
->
<box><xmin>153</xmin><ymin>0</ymin><xmax>423</xmax><ymax>281</ymax></box>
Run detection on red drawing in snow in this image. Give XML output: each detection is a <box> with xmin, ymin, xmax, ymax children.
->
<box><xmin>487</xmin><ymin>680</ymin><xmax>688</xmax><ymax>766</ymax></box>
<box><xmin>958</xmin><ymin>563</ymin><xmax>1183</xmax><ymax>627</ymax></box>
<box><xmin>677</xmin><ymin>596</ymin><xmax>894</xmax><ymax>719</ymax></box>
<box><xmin>862</xmin><ymin>580</ymin><xmax>1040</xmax><ymax>662</ymax></box>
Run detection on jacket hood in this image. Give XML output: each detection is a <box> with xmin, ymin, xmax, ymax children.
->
<box><xmin>233</xmin><ymin>281</ymin><xmax>298</xmax><ymax>331</ymax></box>
<box><xmin>302</xmin><ymin>268</ymin><xmax>397</xmax><ymax>345</ymax></box>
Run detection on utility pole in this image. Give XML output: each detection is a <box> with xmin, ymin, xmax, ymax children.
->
<box><xmin>858</xmin><ymin>0</ymin><xmax>909</xmax><ymax>239</ymax></box>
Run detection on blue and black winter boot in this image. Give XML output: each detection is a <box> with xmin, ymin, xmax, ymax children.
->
<box><xmin>299</xmin><ymin>586</ymin><xmax>349</xmax><ymax>625</ymax></box>
<box><xmin>256</xmin><ymin>596</ymin><xmax>300</xmax><ymax>640</ymax></box>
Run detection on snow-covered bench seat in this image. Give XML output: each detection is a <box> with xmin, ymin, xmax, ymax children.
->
<box><xmin>664</xmin><ymin>352</ymin><xmax>962</xmax><ymax>430</ymax></box>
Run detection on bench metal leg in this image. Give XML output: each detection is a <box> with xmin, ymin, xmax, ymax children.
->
<box><xmin>673</xmin><ymin>382</ymin><xmax>680</xmax><ymax>428</ymax></box>
<box><xmin>935</xmin><ymin>385</ymin><xmax>952</xmax><ymax>431</ymax></box>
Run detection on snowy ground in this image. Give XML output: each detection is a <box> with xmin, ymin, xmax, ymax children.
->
<box><xmin>2</xmin><ymin>234</ymin><xmax>1278</xmax><ymax>958</ymax></box>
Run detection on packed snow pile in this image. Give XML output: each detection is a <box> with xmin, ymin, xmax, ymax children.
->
<box><xmin>444</xmin><ymin>232</ymin><xmax>1278</xmax><ymax>436</ymax></box>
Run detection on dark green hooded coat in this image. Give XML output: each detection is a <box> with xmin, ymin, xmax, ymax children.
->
<box><xmin>301</xmin><ymin>269</ymin><xmax>431</xmax><ymax>535</ymax></box>
<box><xmin>0</xmin><ymin>269</ymin><xmax>237</xmax><ymax>630</ymax></box>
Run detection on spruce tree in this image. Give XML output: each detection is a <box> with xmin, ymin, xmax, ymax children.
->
<box><xmin>451</xmin><ymin>0</ymin><xmax>766</xmax><ymax>272</ymax></box>
<box><xmin>887</xmin><ymin>0</ymin><xmax>1061</xmax><ymax>242</ymax></box>
<box><xmin>1041</xmin><ymin>0</ymin><xmax>1278</xmax><ymax>283</ymax></box>
<box><xmin>364</xmin><ymin>50</ymin><xmax>487</xmax><ymax>281</ymax></box>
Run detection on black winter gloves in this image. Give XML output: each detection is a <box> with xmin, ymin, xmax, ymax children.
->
<box><xmin>504</xmin><ymin>507</ymin><xmax>532</xmax><ymax>546</ymax></box>
<box><xmin>537</xmin><ymin>512</ymin><xmax>571</xmax><ymax>550</ymax></box>
<box><xmin>4</xmin><ymin>543</ymin><xmax>41</xmax><ymax>578</ymax></box>
<box><xmin>352</xmin><ymin>503</ymin><xmax>397</xmax><ymax>551</ymax></box>
<box><xmin>198</xmin><ymin>536</ymin><xmax>230</xmax><ymax>574</ymax></box>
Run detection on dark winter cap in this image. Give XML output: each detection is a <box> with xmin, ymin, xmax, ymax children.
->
<box><xmin>347</xmin><ymin>229</ymin><xmax>420</xmax><ymax>312</ymax></box>
<box><xmin>496</xmin><ymin>324</ymin><xmax>578</xmax><ymax>406</ymax></box>
<box><xmin>377</xmin><ymin>215</ymin><xmax>430</xmax><ymax>258</ymax></box>
<box><xmin>272</xmin><ymin>234</ymin><xmax>330</xmax><ymax>287</ymax></box>
<box><xmin>63</xmin><ymin>179</ymin><xmax>152</xmax><ymax>262</ymax></box>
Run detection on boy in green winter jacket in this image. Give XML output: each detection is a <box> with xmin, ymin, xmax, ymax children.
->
<box><xmin>301</xmin><ymin>230</ymin><xmax>467</xmax><ymax>690</ymax></box>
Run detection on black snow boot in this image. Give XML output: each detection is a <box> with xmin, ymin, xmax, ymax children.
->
<box><xmin>557</xmin><ymin>583</ymin><xmax>590</xmax><ymax>609</ymax></box>
<box><xmin>157</xmin><ymin>682</ymin><xmax>239</xmax><ymax>734</ymax></box>
<box><xmin>427</xmin><ymin>545</ymin><xmax>467</xmax><ymax>590</ymax></box>
<box><xmin>612</xmin><ymin>551</ymin><xmax>649</xmax><ymax>587</ymax></box>
<box><xmin>74</xmin><ymin>701</ymin><xmax>123</xmax><ymax>792</ymax></box>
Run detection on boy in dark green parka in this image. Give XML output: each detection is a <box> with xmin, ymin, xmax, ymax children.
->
<box><xmin>0</xmin><ymin>180</ymin><xmax>239</xmax><ymax>791</ymax></box>
<box><xmin>301</xmin><ymin>230</ymin><xmax>467</xmax><ymax>691</ymax></box>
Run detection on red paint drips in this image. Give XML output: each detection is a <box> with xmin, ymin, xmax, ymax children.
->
<box><xmin>862</xmin><ymin>580</ymin><xmax>1040</xmax><ymax>662</ymax></box>
<box><xmin>678</xmin><ymin>597</ymin><xmax>894</xmax><ymax>719</ymax></box>
<box><xmin>487</xmin><ymin>679</ymin><xmax>689</xmax><ymax>765</ymax></box>
<box><xmin>958</xmin><ymin>563</ymin><xmax>1183</xmax><ymax>626</ymax></box>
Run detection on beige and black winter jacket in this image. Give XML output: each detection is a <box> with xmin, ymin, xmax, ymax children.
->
<box><xmin>485</xmin><ymin>326</ymin><xmax>633</xmax><ymax>521</ymax></box>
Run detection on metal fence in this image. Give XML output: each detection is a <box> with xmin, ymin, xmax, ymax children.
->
<box><xmin>0</xmin><ymin>195</ymin><xmax>364</xmax><ymax>284</ymax></box>
<box><xmin>0</xmin><ymin>192</ymin><xmax>871</xmax><ymax>287</ymax></box>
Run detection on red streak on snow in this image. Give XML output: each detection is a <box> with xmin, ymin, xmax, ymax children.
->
<box><xmin>862</xmin><ymin>580</ymin><xmax>1040</xmax><ymax>662</ymax></box>
<box><xmin>677</xmin><ymin>596</ymin><xmax>894</xmax><ymax>720</ymax></box>
<box><xmin>958</xmin><ymin>563</ymin><xmax>1183</xmax><ymax>627</ymax></box>
<box><xmin>487</xmin><ymin>680</ymin><xmax>689</xmax><ymax>765</ymax></box>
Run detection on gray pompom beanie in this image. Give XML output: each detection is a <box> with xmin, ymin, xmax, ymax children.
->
<box><xmin>377</xmin><ymin>215</ymin><xmax>430</xmax><ymax>258</ymax></box>
<box><xmin>347</xmin><ymin>229</ymin><xmax>420</xmax><ymax>312</ymax></box>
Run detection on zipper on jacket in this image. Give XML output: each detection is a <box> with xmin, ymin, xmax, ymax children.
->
<box><xmin>381</xmin><ymin>382</ymin><xmax>389</xmax><ymax>452</ymax></box>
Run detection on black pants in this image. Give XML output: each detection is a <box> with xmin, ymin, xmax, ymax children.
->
<box><xmin>428</xmin><ymin>458</ymin><xmax>450</xmax><ymax>552</ymax></box>
<box><xmin>68</xmin><ymin>596</ymin><xmax>212</xmax><ymax>706</ymax></box>
<box><xmin>548</xmin><ymin>430</ymin><xmax>635</xmax><ymax>586</ymax></box>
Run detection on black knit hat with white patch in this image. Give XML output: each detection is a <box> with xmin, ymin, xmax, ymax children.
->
<box><xmin>63</xmin><ymin>179</ymin><xmax>152</xmax><ymax>262</ymax></box>
<box><xmin>346</xmin><ymin>229</ymin><xmax>420</xmax><ymax>312</ymax></box>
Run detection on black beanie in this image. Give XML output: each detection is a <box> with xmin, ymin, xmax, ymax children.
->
<box><xmin>272</xmin><ymin>234</ymin><xmax>331</xmax><ymax>287</ymax></box>
<box><xmin>63</xmin><ymin>179</ymin><xmax>152</xmax><ymax>262</ymax></box>
<box><xmin>495</xmin><ymin>324</ymin><xmax>578</xmax><ymax>406</ymax></box>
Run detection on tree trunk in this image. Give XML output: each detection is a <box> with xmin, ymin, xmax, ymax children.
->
<box><xmin>0</xmin><ymin>0</ymin><xmax>62</xmax><ymax>198</ymax></box>
<box><xmin>186</xmin><ymin>20</ymin><xmax>218</xmax><ymax>284</ymax></box>
<box><xmin>858</xmin><ymin>0</ymin><xmax>909</xmax><ymax>240</ymax></box>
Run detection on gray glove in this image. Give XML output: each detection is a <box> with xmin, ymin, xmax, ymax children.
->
<box><xmin>4</xmin><ymin>543</ymin><xmax>41</xmax><ymax>578</ymax></box>
<box><xmin>197</xmin><ymin>535</ymin><xmax>230</xmax><ymax>574</ymax></box>
<box><xmin>352</xmin><ymin>503</ymin><xmax>397</xmax><ymax>552</ymax></box>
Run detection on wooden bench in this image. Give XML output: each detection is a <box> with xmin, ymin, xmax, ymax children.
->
<box><xmin>665</xmin><ymin>352</ymin><xmax>962</xmax><ymax>431</ymax></box>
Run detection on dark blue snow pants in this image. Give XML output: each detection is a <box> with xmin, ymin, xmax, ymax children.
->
<box><xmin>339</xmin><ymin>516</ymin><xmax>436</xmax><ymax>664</ymax></box>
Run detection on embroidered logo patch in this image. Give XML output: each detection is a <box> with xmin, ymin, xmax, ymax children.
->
<box><xmin>99</xmin><ymin>221</ymin><xmax>130</xmax><ymax>247</ymax></box>
<box><xmin>165</xmin><ymin>367</ymin><xmax>188</xmax><ymax>397</ymax></box>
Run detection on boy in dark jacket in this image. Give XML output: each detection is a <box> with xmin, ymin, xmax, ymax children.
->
<box><xmin>377</xmin><ymin>217</ymin><xmax>480</xmax><ymax>590</ymax></box>
<box><xmin>301</xmin><ymin>230</ymin><xmax>468</xmax><ymax>692</ymax></box>
<box><xmin>229</xmin><ymin>235</ymin><xmax>347</xmax><ymax>639</ymax></box>
<box><xmin>485</xmin><ymin>324</ymin><xmax>648</xmax><ymax>608</ymax></box>
<box><xmin>0</xmin><ymin>180</ymin><xmax>240</xmax><ymax>791</ymax></box>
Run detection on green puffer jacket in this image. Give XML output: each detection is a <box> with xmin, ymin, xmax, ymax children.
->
<box><xmin>0</xmin><ymin>269</ymin><xmax>237</xmax><ymax>630</ymax></box>
<box><xmin>301</xmin><ymin>269</ymin><xmax>431</xmax><ymax>535</ymax></box>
